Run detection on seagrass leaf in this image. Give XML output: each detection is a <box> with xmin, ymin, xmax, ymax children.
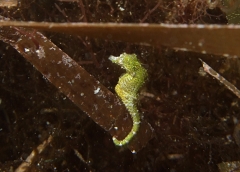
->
<box><xmin>0</xmin><ymin>21</ymin><xmax>239</xmax><ymax>57</ymax></box>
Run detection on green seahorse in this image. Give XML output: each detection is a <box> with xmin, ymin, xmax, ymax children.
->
<box><xmin>109</xmin><ymin>53</ymin><xmax>147</xmax><ymax>146</ymax></box>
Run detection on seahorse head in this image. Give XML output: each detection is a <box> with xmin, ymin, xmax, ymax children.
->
<box><xmin>109</xmin><ymin>53</ymin><xmax>140</xmax><ymax>72</ymax></box>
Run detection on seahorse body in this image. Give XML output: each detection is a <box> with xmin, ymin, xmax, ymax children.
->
<box><xmin>109</xmin><ymin>53</ymin><xmax>147</xmax><ymax>146</ymax></box>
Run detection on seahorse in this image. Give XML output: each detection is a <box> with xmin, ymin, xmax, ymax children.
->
<box><xmin>109</xmin><ymin>53</ymin><xmax>147</xmax><ymax>146</ymax></box>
